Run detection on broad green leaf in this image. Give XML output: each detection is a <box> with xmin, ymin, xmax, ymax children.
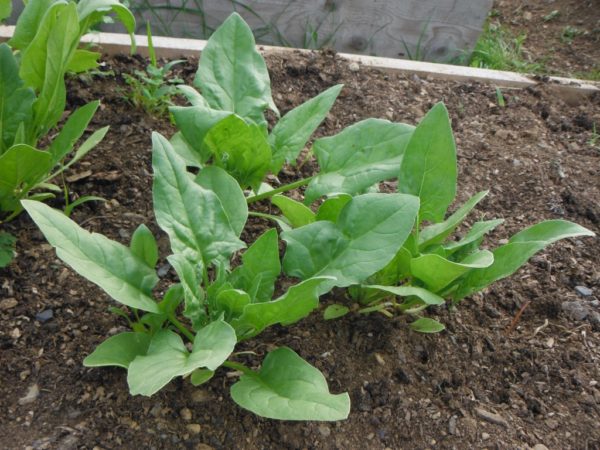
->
<box><xmin>315</xmin><ymin>194</ymin><xmax>352</xmax><ymax>223</ymax></box>
<box><xmin>9</xmin><ymin>0</ymin><xmax>60</xmax><ymax>50</ymax></box>
<box><xmin>229</xmin><ymin>229</ymin><xmax>280</xmax><ymax>303</ymax></box>
<box><xmin>305</xmin><ymin>119</ymin><xmax>414</xmax><ymax>203</ymax></box>
<box><xmin>195</xmin><ymin>166</ymin><xmax>248</xmax><ymax>237</ymax></box>
<box><xmin>203</xmin><ymin>115</ymin><xmax>271</xmax><ymax>191</ymax></box>
<box><xmin>0</xmin><ymin>44</ymin><xmax>35</xmax><ymax>152</ymax></box>
<box><xmin>452</xmin><ymin>220</ymin><xmax>595</xmax><ymax>300</ymax></box>
<box><xmin>398</xmin><ymin>103</ymin><xmax>457</xmax><ymax>223</ymax></box>
<box><xmin>48</xmin><ymin>101</ymin><xmax>99</xmax><ymax>164</ymax></box>
<box><xmin>232</xmin><ymin>278</ymin><xmax>328</xmax><ymax>340</ymax></box>
<box><xmin>215</xmin><ymin>289</ymin><xmax>251</xmax><ymax>319</ymax></box>
<box><xmin>76</xmin><ymin>0</ymin><xmax>136</xmax><ymax>45</ymax></box>
<box><xmin>152</xmin><ymin>132</ymin><xmax>245</xmax><ymax>265</ymax></box>
<box><xmin>169</xmin><ymin>131</ymin><xmax>203</xmax><ymax>168</ymax></box>
<box><xmin>373</xmin><ymin>246</ymin><xmax>413</xmax><ymax>285</ymax></box>
<box><xmin>269</xmin><ymin>84</ymin><xmax>343</xmax><ymax>173</ymax></box>
<box><xmin>323</xmin><ymin>304</ymin><xmax>349</xmax><ymax>320</ymax></box>
<box><xmin>191</xmin><ymin>369</ymin><xmax>214</xmax><ymax>386</ymax></box>
<box><xmin>230</xmin><ymin>347</ymin><xmax>350</xmax><ymax>421</ymax></box>
<box><xmin>83</xmin><ymin>332</ymin><xmax>151</xmax><ymax>369</ymax></box>
<box><xmin>168</xmin><ymin>254</ymin><xmax>206</xmax><ymax>330</ymax></box>
<box><xmin>283</xmin><ymin>193</ymin><xmax>419</xmax><ymax>291</ymax></box>
<box><xmin>410</xmin><ymin>317</ymin><xmax>445</xmax><ymax>333</ymax></box>
<box><xmin>363</xmin><ymin>285</ymin><xmax>445</xmax><ymax>306</ymax></box>
<box><xmin>66</xmin><ymin>49</ymin><xmax>101</xmax><ymax>73</ymax></box>
<box><xmin>127</xmin><ymin>321</ymin><xmax>236</xmax><ymax>396</ymax></box>
<box><xmin>419</xmin><ymin>191</ymin><xmax>488</xmax><ymax>250</ymax></box>
<box><xmin>444</xmin><ymin>219</ymin><xmax>504</xmax><ymax>254</ymax></box>
<box><xmin>0</xmin><ymin>0</ymin><xmax>12</xmax><ymax>22</ymax></box>
<box><xmin>0</xmin><ymin>231</ymin><xmax>16</xmax><ymax>267</ymax></box>
<box><xmin>176</xmin><ymin>85</ymin><xmax>209</xmax><ymax>107</ymax></box>
<box><xmin>195</xmin><ymin>12</ymin><xmax>278</xmax><ymax>127</ymax></box>
<box><xmin>0</xmin><ymin>145</ymin><xmax>53</xmax><ymax>210</ymax></box>
<box><xmin>159</xmin><ymin>284</ymin><xmax>183</xmax><ymax>316</ymax></box>
<box><xmin>130</xmin><ymin>224</ymin><xmax>158</xmax><ymax>269</ymax></box>
<box><xmin>22</xmin><ymin>200</ymin><xmax>160</xmax><ymax>312</ymax></box>
<box><xmin>271</xmin><ymin>195</ymin><xmax>315</xmax><ymax>228</ymax></box>
<box><xmin>170</xmin><ymin>105</ymin><xmax>232</xmax><ymax>163</ymax></box>
<box><xmin>411</xmin><ymin>250</ymin><xmax>494</xmax><ymax>292</ymax></box>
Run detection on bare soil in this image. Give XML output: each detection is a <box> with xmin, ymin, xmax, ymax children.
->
<box><xmin>0</xmin><ymin>48</ymin><xmax>599</xmax><ymax>450</ymax></box>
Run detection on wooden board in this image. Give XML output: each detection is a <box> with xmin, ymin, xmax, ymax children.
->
<box><xmin>100</xmin><ymin>0</ymin><xmax>493</xmax><ymax>61</ymax></box>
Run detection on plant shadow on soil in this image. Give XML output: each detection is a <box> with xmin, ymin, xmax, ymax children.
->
<box><xmin>0</xmin><ymin>50</ymin><xmax>599</xmax><ymax>449</ymax></box>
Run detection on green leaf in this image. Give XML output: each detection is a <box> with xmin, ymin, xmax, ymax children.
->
<box><xmin>0</xmin><ymin>0</ymin><xmax>12</xmax><ymax>22</ymax></box>
<box><xmin>176</xmin><ymin>85</ymin><xmax>209</xmax><ymax>107</ymax></box>
<box><xmin>66</xmin><ymin>49</ymin><xmax>101</xmax><ymax>73</ymax></box>
<box><xmin>0</xmin><ymin>44</ymin><xmax>35</xmax><ymax>152</ymax></box>
<box><xmin>130</xmin><ymin>224</ymin><xmax>158</xmax><ymax>269</ymax></box>
<box><xmin>398</xmin><ymin>103</ymin><xmax>457</xmax><ymax>223</ymax></box>
<box><xmin>195</xmin><ymin>12</ymin><xmax>278</xmax><ymax>127</ymax></box>
<box><xmin>170</xmin><ymin>105</ymin><xmax>232</xmax><ymax>164</ymax></box>
<box><xmin>48</xmin><ymin>101</ymin><xmax>99</xmax><ymax>164</ymax></box>
<box><xmin>127</xmin><ymin>321</ymin><xmax>237</xmax><ymax>396</ymax></box>
<box><xmin>195</xmin><ymin>166</ymin><xmax>248</xmax><ymax>237</ymax></box>
<box><xmin>411</xmin><ymin>250</ymin><xmax>494</xmax><ymax>292</ymax></box>
<box><xmin>283</xmin><ymin>193</ymin><xmax>419</xmax><ymax>291</ymax></box>
<box><xmin>0</xmin><ymin>231</ymin><xmax>16</xmax><ymax>267</ymax></box>
<box><xmin>10</xmin><ymin>0</ymin><xmax>59</xmax><ymax>50</ymax></box>
<box><xmin>203</xmin><ymin>115</ymin><xmax>271</xmax><ymax>191</ymax></box>
<box><xmin>362</xmin><ymin>285</ymin><xmax>445</xmax><ymax>306</ymax></box>
<box><xmin>269</xmin><ymin>84</ymin><xmax>343</xmax><ymax>173</ymax></box>
<box><xmin>305</xmin><ymin>119</ymin><xmax>414</xmax><ymax>203</ymax></box>
<box><xmin>443</xmin><ymin>219</ymin><xmax>504</xmax><ymax>255</ymax></box>
<box><xmin>410</xmin><ymin>317</ymin><xmax>445</xmax><ymax>333</ymax></box>
<box><xmin>419</xmin><ymin>191</ymin><xmax>488</xmax><ymax>250</ymax></box>
<box><xmin>271</xmin><ymin>195</ymin><xmax>315</xmax><ymax>228</ymax></box>
<box><xmin>215</xmin><ymin>289</ymin><xmax>251</xmax><ymax>318</ymax></box>
<box><xmin>0</xmin><ymin>145</ymin><xmax>53</xmax><ymax>211</ymax></box>
<box><xmin>229</xmin><ymin>229</ymin><xmax>281</xmax><ymax>303</ymax></box>
<box><xmin>152</xmin><ymin>132</ymin><xmax>245</xmax><ymax>265</ymax></box>
<box><xmin>190</xmin><ymin>369</ymin><xmax>214</xmax><ymax>386</ymax></box>
<box><xmin>323</xmin><ymin>304</ymin><xmax>349</xmax><ymax>320</ymax></box>
<box><xmin>83</xmin><ymin>332</ymin><xmax>151</xmax><ymax>369</ymax></box>
<box><xmin>76</xmin><ymin>0</ymin><xmax>136</xmax><ymax>44</ymax></box>
<box><xmin>232</xmin><ymin>278</ymin><xmax>329</xmax><ymax>340</ymax></box>
<box><xmin>59</xmin><ymin>126</ymin><xmax>109</xmax><ymax>174</ymax></box>
<box><xmin>315</xmin><ymin>194</ymin><xmax>352</xmax><ymax>223</ymax></box>
<box><xmin>452</xmin><ymin>220</ymin><xmax>595</xmax><ymax>300</ymax></box>
<box><xmin>22</xmin><ymin>200</ymin><xmax>160</xmax><ymax>313</ymax></box>
<box><xmin>167</xmin><ymin>254</ymin><xmax>206</xmax><ymax>330</ymax></box>
<box><xmin>169</xmin><ymin>131</ymin><xmax>203</xmax><ymax>168</ymax></box>
<box><xmin>230</xmin><ymin>347</ymin><xmax>350</xmax><ymax>421</ymax></box>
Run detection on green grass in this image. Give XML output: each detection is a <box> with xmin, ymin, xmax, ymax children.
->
<box><xmin>468</xmin><ymin>23</ymin><xmax>545</xmax><ymax>73</ymax></box>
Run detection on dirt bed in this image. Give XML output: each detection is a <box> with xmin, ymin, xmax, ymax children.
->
<box><xmin>0</xmin><ymin>50</ymin><xmax>599</xmax><ymax>450</ymax></box>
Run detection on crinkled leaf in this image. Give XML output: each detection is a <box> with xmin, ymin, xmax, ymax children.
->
<box><xmin>398</xmin><ymin>103</ymin><xmax>457</xmax><ymax>223</ymax></box>
<box><xmin>363</xmin><ymin>285</ymin><xmax>445</xmax><ymax>306</ymax></box>
<box><xmin>229</xmin><ymin>229</ymin><xmax>280</xmax><ymax>303</ymax></box>
<box><xmin>152</xmin><ymin>132</ymin><xmax>245</xmax><ymax>265</ymax></box>
<box><xmin>167</xmin><ymin>254</ymin><xmax>206</xmax><ymax>331</ymax></box>
<box><xmin>22</xmin><ymin>200</ymin><xmax>160</xmax><ymax>312</ymax></box>
<box><xmin>452</xmin><ymin>220</ymin><xmax>595</xmax><ymax>299</ymax></box>
<box><xmin>271</xmin><ymin>195</ymin><xmax>315</xmax><ymax>228</ymax></box>
<box><xmin>269</xmin><ymin>84</ymin><xmax>342</xmax><ymax>173</ymax></box>
<box><xmin>83</xmin><ymin>332</ymin><xmax>151</xmax><ymax>369</ymax></box>
<box><xmin>283</xmin><ymin>193</ymin><xmax>419</xmax><ymax>291</ymax></box>
<box><xmin>203</xmin><ymin>114</ymin><xmax>271</xmax><ymax>191</ymax></box>
<box><xmin>419</xmin><ymin>191</ymin><xmax>488</xmax><ymax>250</ymax></box>
<box><xmin>410</xmin><ymin>317</ymin><xmax>445</xmax><ymax>333</ymax></box>
<box><xmin>194</xmin><ymin>12</ymin><xmax>277</xmax><ymax>127</ymax></box>
<box><xmin>232</xmin><ymin>278</ymin><xmax>329</xmax><ymax>340</ymax></box>
<box><xmin>230</xmin><ymin>347</ymin><xmax>350</xmax><ymax>421</ymax></box>
<box><xmin>127</xmin><ymin>321</ymin><xmax>236</xmax><ymax>396</ymax></box>
<box><xmin>195</xmin><ymin>166</ymin><xmax>247</xmax><ymax>237</ymax></box>
<box><xmin>411</xmin><ymin>250</ymin><xmax>494</xmax><ymax>293</ymax></box>
<box><xmin>305</xmin><ymin>119</ymin><xmax>414</xmax><ymax>203</ymax></box>
<box><xmin>130</xmin><ymin>224</ymin><xmax>158</xmax><ymax>269</ymax></box>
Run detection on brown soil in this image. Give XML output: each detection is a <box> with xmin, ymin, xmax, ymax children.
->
<box><xmin>493</xmin><ymin>0</ymin><xmax>600</xmax><ymax>78</ymax></box>
<box><xmin>1</xmin><ymin>50</ymin><xmax>599</xmax><ymax>450</ymax></box>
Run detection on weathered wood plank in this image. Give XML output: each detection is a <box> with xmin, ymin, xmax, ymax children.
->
<box><xmin>101</xmin><ymin>0</ymin><xmax>493</xmax><ymax>61</ymax></box>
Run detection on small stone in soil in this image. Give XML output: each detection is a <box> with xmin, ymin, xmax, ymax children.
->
<box><xmin>18</xmin><ymin>384</ymin><xmax>40</xmax><ymax>405</ymax></box>
<box><xmin>348</xmin><ymin>62</ymin><xmax>359</xmax><ymax>72</ymax></box>
<box><xmin>561</xmin><ymin>301</ymin><xmax>589</xmax><ymax>321</ymax></box>
<box><xmin>180</xmin><ymin>407</ymin><xmax>192</xmax><ymax>421</ymax></box>
<box><xmin>448</xmin><ymin>415</ymin><xmax>457</xmax><ymax>435</ymax></box>
<box><xmin>0</xmin><ymin>298</ymin><xmax>18</xmax><ymax>310</ymax></box>
<box><xmin>575</xmin><ymin>285</ymin><xmax>593</xmax><ymax>297</ymax></box>
<box><xmin>35</xmin><ymin>309</ymin><xmax>54</xmax><ymax>323</ymax></box>
<box><xmin>474</xmin><ymin>407</ymin><xmax>509</xmax><ymax>428</ymax></box>
<box><xmin>157</xmin><ymin>263</ymin><xmax>171</xmax><ymax>277</ymax></box>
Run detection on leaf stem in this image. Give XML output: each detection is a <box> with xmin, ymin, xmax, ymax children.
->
<box><xmin>246</xmin><ymin>176</ymin><xmax>314</xmax><ymax>204</ymax></box>
<box><xmin>223</xmin><ymin>360</ymin><xmax>254</xmax><ymax>375</ymax></box>
<box><xmin>168</xmin><ymin>314</ymin><xmax>195</xmax><ymax>342</ymax></box>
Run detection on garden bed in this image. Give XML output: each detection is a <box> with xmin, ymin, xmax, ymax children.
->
<box><xmin>1</xmin><ymin>50</ymin><xmax>599</xmax><ymax>449</ymax></box>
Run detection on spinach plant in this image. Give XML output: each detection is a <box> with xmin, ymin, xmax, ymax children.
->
<box><xmin>22</xmin><ymin>132</ymin><xmax>350</xmax><ymax>421</ymax></box>
<box><xmin>123</xmin><ymin>23</ymin><xmax>184</xmax><ymax>117</ymax></box>
<box><xmin>279</xmin><ymin>103</ymin><xmax>595</xmax><ymax>331</ymax></box>
<box><xmin>0</xmin><ymin>0</ymin><xmax>135</xmax><ymax>221</ymax></box>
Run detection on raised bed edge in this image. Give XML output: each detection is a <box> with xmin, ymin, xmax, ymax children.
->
<box><xmin>1</xmin><ymin>26</ymin><xmax>598</xmax><ymax>104</ymax></box>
